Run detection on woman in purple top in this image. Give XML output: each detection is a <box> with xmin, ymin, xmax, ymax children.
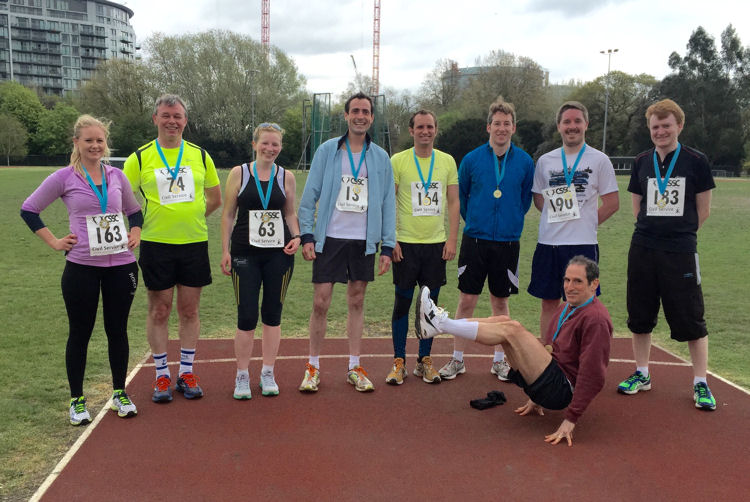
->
<box><xmin>21</xmin><ymin>115</ymin><xmax>143</xmax><ymax>426</ymax></box>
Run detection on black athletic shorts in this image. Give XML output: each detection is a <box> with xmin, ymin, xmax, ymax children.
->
<box><xmin>312</xmin><ymin>237</ymin><xmax>375</xmax><ymax>284</ymax></box>
<box><xmin>508</xmin><ymin>359</ymin><xmax>573</xmax><ymax>410</ymax></box>
<box><xmin>626</xmin><ymin>244</ymin><xmax>707</xmax><ymax>342</ymax></box>
<box><xmin>138</xmin><ymin>240</ymin><xmax>212</xmax><ymax>291</ymax></box>
<box><xmin>457</xmin><ymin>237</ymin><xmax>519</xmax><ymax>297</ymax></box>
<box><xmin>392</xmin><ymin>242</ymin><xmax>446</xmax><ymax>290</ymax></box>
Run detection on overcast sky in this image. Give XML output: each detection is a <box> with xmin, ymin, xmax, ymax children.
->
<box><xmin>121</xmin><ymin>0</ymin><xmax>750</xmax><ymax>96</ymax></box>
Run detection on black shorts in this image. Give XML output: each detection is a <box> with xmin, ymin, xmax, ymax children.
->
<box><xmin>626</xmin><ymin>244</ymin><xmax>707</xmax><ymax>342</ymax></box>
<box><xmin>508</xmin><ymin>359</ymin><xmax>573</xmax><ymax>410</ymax></box>
<box><xmin>138</xmin><ymin>240</ymin><xmax>212</xmax><ymax>291</ymax></box>
<box><xmin>231</xmin><ymin>251</ymin><xmax>294</xmax><ymax>330</ymax></box>
<box><xmin>457</xmin><ymin>237</ymin><xmax>519</xmax><ymax>297</ymax></box>
<box><xmin>527</xmin><ymin>243</ymin><xmax>601</xmax><ymax>300</ymax></box>
<box><xmin>392</xmin><ymin>242</ymin><xmax>446</xmax><ymax>290</ymax></box>
<box><xmin>312</xmin><ymin>237</ymin><xmax>375</xmax><ymax>284</ymax></box>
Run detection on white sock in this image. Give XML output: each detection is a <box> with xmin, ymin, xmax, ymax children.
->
<box><xmin>309</xmin><ymin>356</ymin><xmax>320</xmax><ymax>369</ymax></box>
<box><xmin>443</xmin><ymin>318</ymin><xmax>478</xmax><ymax>341</ymax></box>
<box><xmin>236</xmin><ymin>369</ymin><xmax>249</xmax><ymax>378</ymax></box>
<box><xmin>153</xmin><ymin>352</ymin><xmax>169</xmax><ymax>379</ymax></box>
<box><xmin>452</xmin><ymin>350</ymin><xmax>464</xmax><ymax>362</ymax></box>
<box><xmin>261</xmin><ymin>365</ymin><xmax>274</xmax><ymax>374</ymax></box>
<box><xmin>179</xmin><ymin>348</ymin><xmax>196</xmax><ymax>376</ymax></box>
<box><xmin>693</xmin><ymin>376</ymin><xmax>707</xmax><ymax>385</ymax></box>
<box><xmin>493</xmin><ymin>351</ymin><xmax>505</xmax><ymax>363</ymax></box>
<box><xmin>637</xmin><ymin>366</ymin><xmax>649</xmax><ymax>377</ymax></box>
<box><xmin>348</xmin><ymin>355</ymin><xmax>360</xmax><ymax>370</ymax></box>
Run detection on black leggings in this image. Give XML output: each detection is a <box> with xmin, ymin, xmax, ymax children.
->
<box><xmin>61</xmin><ymin>261</ymin><xmax>138</xmax><ymax>397</ymax></box>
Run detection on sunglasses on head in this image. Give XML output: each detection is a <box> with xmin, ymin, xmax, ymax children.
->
<box><xmin>258</xmin><ymin>123</ymin><xmax>282</xmax><ymax>131</ymax></box>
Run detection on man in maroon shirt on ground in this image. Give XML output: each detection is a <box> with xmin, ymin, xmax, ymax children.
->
<box><xmin>416</xmin><ymin>255</ymin><xmax>612</xmax><ymax>446</ymax></box>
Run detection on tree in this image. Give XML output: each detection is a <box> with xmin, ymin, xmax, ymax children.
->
<box><xmin>0</xmin><ymin>114</ymin><xmax>29</xmax><ymax>166</ymax></box>
<box><xmin>33</xmin><ymin>102</ymin><xmax>80</xmax><ymax>156</ymax></box>
<box><xmin>78</xmin><ymin>59</ymin><xmax>156</xmax><ymax>155</ymax></box>
<box><xmin>417</xmin><ymin>59</ymin><xmax>461</xmax><ymax>112</ymax></box>
<box><xmin>434</xmin><ymin>117</ymin><xmax>486</xmax><ymax>166</ymax></box>
<box><xmin>0</xmin><ymin>81</ymin><xmax>45</xmax><ymax>149</ymax></box>
<box><xmin>145</xmin><ymin>30</ymin><xmax>306</xmax><ymax>164</ymax></box>
<box><xmin>660</xmin><ymin>26</ymin><xmax>745</xmax><ymax>172</ymax></box>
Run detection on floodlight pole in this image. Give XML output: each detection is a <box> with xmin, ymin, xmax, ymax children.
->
<box><xmin>600</xmin><ymin>48</ymin><xmax>618</xmax><ymax>154</ymax></box>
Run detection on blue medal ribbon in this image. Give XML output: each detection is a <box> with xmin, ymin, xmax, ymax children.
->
<box><xmin>155</xmin><ymin>140</ymin><xmax>185</xmax><ymax>181</ymax></box>
<box><xmin>561</xmin><ymin>144</ymin><xmax>587</xmax><ymax>187</ymax></box>
<box><xmin>413</xmin><ymin>148</ymin><xmax>435</xmax><ymax>195</ymax></box>
<box><xmin>551</xmin><ymin>295</ymin><xmax>595</xmax><ymax>343</ymax></box>
<box><xmin>652</xmin><ymin>143</ymin><xmax>681</xmax><ymax>195</ymax></box>
<box><xmin>252</xmin><ymin>162</ymin><xmax>277</xmax><ymax>210</ymax></box>
<box><xmin>345</xmin><ymin>137</ymin><xmax>366</xmax><ymax>179</ymax></box>
<box><xmin>82</xmin><ymin>162</ymin><xmax>108</xmax><ymax>213</ymax></box>
<box><xmin>490</xmin><ymin>142</ymin><xmax>511</xmax><ymax>192</ymax></box>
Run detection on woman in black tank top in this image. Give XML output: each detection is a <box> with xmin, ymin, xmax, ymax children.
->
<box><xmin>220</xmin><ymin>123</ymin><xmax>301</xmax><ymax>399</ymax></box>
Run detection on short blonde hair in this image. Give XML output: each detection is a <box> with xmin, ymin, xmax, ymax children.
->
<box><xmin>253</xmin><ymin>122</ymin><xmax>285</xmax><ymax>143</ymax></box>
<box><xmin>646</xmin><ymin>99</ymin><xmax>685</xmax><ymax>127</ymax></box>
<box><xmin>69</xmin><ymin>114</ymin><xmax>111</xmax><ymax>176</ymax></box>
<box><xmin>487</xmin><ymin>97</ymin><xmax>516</xmax><ymax>125</ymax></box>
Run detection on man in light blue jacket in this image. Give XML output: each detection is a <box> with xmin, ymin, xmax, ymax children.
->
<box><xmin>297</xmin><ymin>92</ymin><xmax>396</xmax><ymax>393</ymax></box>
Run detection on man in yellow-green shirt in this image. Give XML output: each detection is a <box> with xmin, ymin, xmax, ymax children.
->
<box><xmin>123</xmin><ymin>94</ymin><xmax>222</xmax><ymax>403</ymax></box>
<box><xmin>386</xmin><ymin>110</ymin><xmax>459</xmax><ymax>386</ymax></box>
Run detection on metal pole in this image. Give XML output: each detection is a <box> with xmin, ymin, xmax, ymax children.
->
<box><xmin>600</xmin><ymin>48</ymin><xmax>618</xmax><ymax>154</ymax></box>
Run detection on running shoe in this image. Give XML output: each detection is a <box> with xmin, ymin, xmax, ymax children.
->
<box><xmin>69</xmin><ymin>396</ymin><xmax>91</xmax><ymax>426</ymax></box>
<box><xmin>617</xmin><ymin>371</ymin><xmax>652</xmax><ymax>395</ymax></box>
<box><xmin>438</xmin><ymin>358</ymin><xmax>466</xmax><ymax>380</ymax></box>
<box><xmin>415</xmin><ymin>286</ymin><xmax>448</xmax><ymax>340</ymax></box>
<box><xmin>694</xmin><ymin>382</ymin><xmax>717</xmax><ymax>411</ymax></box>
<box><xmin>175</xmin><ymin>373</ymin><xmax>204</xmax><ymax>399</ymax></box>
<box><xmin>347</xmin><ymin>365</ymin><xmax>375</xmax><ymax>392</ymax></box>
<box><xmin>414</xmin><ymin>356</ymin><xmax>441</xmax><ymax>384</ymax></box>
<box><xmin>233</xmin><ymin>372</ymin><xmax>252</xmax><ymax>400</ymax></box>
<box><xmin>110</xmin><ymin>390</ymin><xmax>137</xmax><ymax>418</ymax></box>
<box><xmin>491</xmin><ymin>359</ymin><xmax>511</xmax><ymax>382</ymax></box>
<box><xmin>299</xmin><ymin>363</ymin><xmax>320</xmax><ymax>393</ymax></box>
<box><xmin>152</xmin><ymin>375</ymin><xmax>173</xmax><ymax>403</ymax></box>
<box><xmin>260</xmin><ymin>369</ymin><xmax>280</xmax><ymax>396</ymax></box>
<box><xmin>385</xmin><ymin>357</ymin><xmax>407</xmax><ymax>385</ymax></box>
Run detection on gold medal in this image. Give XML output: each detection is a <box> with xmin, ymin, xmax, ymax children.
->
<box><xmin>493</xmin><ymin>189</ymin><xmax>502</xmax><ymax>198</ymax></box>
<box><xmin>353</xmin><ymin>185</ymin><xmax>361</xmax><ymax>195</ymax></box>
<box><xmin>563</xmin><ymin>191</ymin><xmax>573</xmax><ymax>200</ymax></box>
<box><xmin>657</xmin><ymin>197</ymin><xmax>667</xmax><ymax>209</ymax></box>
<box><xmin>545</xmin><ymin>344</ymin><xmax>553</xmax><ymax>354</ymax></box>
<box><xmin>98</xmin><ymin>218</ymin><xmax>110</xmax><ymax>229</ymax></box>
<box><xmin>170</xmin><ymin>183</ymin><xmax>181</xmax><ymax>194</ymax></box>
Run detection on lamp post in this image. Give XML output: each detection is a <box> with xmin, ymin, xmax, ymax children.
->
<box><xmin>600</xmin><ymin>48</ymin><xmax>618</xmax><ymax>154</ymax></box>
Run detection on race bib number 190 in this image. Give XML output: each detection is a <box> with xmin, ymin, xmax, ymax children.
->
<box><xmin>646</xmin><ymin>177</ymin><xmax>685</xmax><ymax>216</ymax></box>
<box><xmin>86</xmin><ymin>212</ymin><xmax>128</xmax><ymax>256</ymax></box>
<box><xmin>249</xmin><ymin>210</ymin><xmax>284</xmax><ymax>248</ymax></box>
<box><xmin>156</xmin><ymin>166</ymin><xmax>195</xmax><ymax>205</ymax></box>
<box><xmin>544</xmin><ymin>185</ymin><xmax>580</xmax><ymax>223</ymax></box>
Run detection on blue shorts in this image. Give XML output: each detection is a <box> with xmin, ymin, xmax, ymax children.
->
<box><xmin>527</xmin><ymin>243</ymin><xmax>600</xmax><ymax>300</ymax></box>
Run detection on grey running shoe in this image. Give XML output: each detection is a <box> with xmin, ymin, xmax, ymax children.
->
<box><xmin>415</xmin><ymin>286</ymin><xmax>448</xmax><ymax>340</ymax></box>
<box><xmin>69</xmin><ymin>396</ymin><xmax>91</xmax><ymax>426</ymax></box>
<box><xmin>413</xmin><ymin>356</ymin><xmax>441</xmax><ymax>384</ymax></box>
<box><xmin>438</xmin><ymin>358</ymin><xmax>466</xmax><ymax>380</ymax></box>
<box><xmin>233</xmin><ymin>372</ymin><xmax>252</xmax><ymax>400</ymax></box>
<box><xmin>175</xmin><ymin>373</ymin><xmax>204</xmax><ymax>399</ymax></box>
<box><xmin>152</xmin><ymin>375</ymin><xmax>173</xmax><ymax>403</ymax></box>
<box><xmin>260</xmin><ymin>370</ymin><xmax>280</xmax><ymax>396</ymax></box>
<box><xmin>110</xmin><ymin>390</ymin><xmax>137</xmax><ymax>418</ymax></box>
<box><xmin>491</xmin><ymin>359</ymin><xmax>511</xmax><ymax>381</ymax></box>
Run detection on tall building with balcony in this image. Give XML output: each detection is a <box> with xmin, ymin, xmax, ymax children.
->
<box><xmin>0</xmin><ymin>0</ymin><xmax>137</xmax><ymax>96</ymax></box>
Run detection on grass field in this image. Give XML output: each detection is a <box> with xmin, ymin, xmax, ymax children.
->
<box><xmin>1</xmin><ymin>167</ymin><xmax>748</xmax><ymax>500</ymax></box>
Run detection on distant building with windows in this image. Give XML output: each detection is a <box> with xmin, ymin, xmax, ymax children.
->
<box><xmin>0</xmin><ymin>0</ymin><xmax>137</xmax><ymax>96</ymax></box>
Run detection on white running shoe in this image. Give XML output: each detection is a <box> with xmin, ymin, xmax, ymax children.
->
<box><xmin>415</xmin><ymin>286</ymin><xmax>448</xmax><ymax>340</ymax></box>
<box><xmin>260</xmin><ymin>370</ymin><xmax>279</xmax><ymax>396</ymax></box>
<box><xmin>234</xmin><ymin>372</ymin><xmax>252</xmax><ymax>400</ymax></box>
<box><xmin>491</xmin><ymin>359</ymin><xmax>511</xmax><ymax>381</ymax></box>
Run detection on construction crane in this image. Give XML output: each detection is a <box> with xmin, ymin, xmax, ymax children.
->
<box><xmin>261</xmin><ymin>0</ymin><xmax>270</xmax><ymax>59</ymax></box>
<box><xmin>371</xmin><ymin>0</ymin><xmax>380</xmax><ymax>96</ymax></box>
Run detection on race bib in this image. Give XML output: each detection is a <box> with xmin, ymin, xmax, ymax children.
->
<box><xmin>155</xmin><ymin>166</ymin><xmax>195</xmax><ymax>205</ymax></box>
<box><xmin>86</xmin><ymin>212</ymin><xmax>128</xmax><ymax>256</ymax></box>
<box><xmin>410</xmin><ymin>181</ymin><xmax>442</xmax><ymax>216</ymax></box>
<box><xmin>544</xmin><ymin>185</ymin><xmax>580</xmax><ymax>223</ymax></box>
<box><xmin>646</xmin><ymin>177</ymin><xmax>685</xmax><ymax>216</ymax></box>
<box><xmin>336</xmin><ymin>176</ymin><xmax>368</xmax><ymax>212</ymax></box>
<box><xmin>248</xmin><ymin>210</ymin><xmax>284</xmax><ymax>248</ymax></box>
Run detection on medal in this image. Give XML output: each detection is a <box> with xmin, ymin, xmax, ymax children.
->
<box><xmin>657</xmin><ymin>197</ymin><xmax>667</xmax><ymax>209</ymax></box>
<box><xmin>170</xmin><ymin>182</ymin><xmax>181</xmax><ymax>194</ymax></box>
<box><xmin>563</xmin><ymin>191</ymin><xmax>573</xmax><ymax>200</ymax></box>
<box><xmin>98</xmin><ymin>218</ymin><xmax>110</xmax><ymax>229</ymax></box>
<box><xmin>545</xmin><ymin>344</ymin><xmax>553</xmax><ymax>354</ymax></box>
<box><xmin>493</xmin><ymin>189</ymin><xmax>502</xmax><ymax>198</ymax></box>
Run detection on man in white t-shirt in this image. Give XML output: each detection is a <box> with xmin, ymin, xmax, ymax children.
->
<box><xmin>528</xmin><ymin>101</ymin><xmax>619</xmax><ymax>337</ymax></box>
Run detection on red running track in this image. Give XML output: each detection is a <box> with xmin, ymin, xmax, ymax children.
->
<box><xmin>36</xmin><ymin>337</ymin><xmax>749</xmax><ymax>501</ymax></box>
